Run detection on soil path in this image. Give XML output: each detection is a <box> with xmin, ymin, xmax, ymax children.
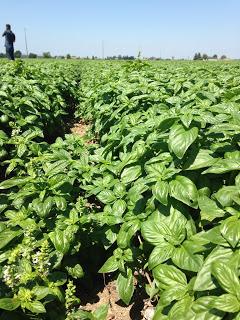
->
<box><xmin>80</xmin><ymin>279</ymin><xmax>154</xmax><ymax>320</ymax></box>
<box><xmin>69</xmin><ymin>120</ymin><xmax>90</xmax><ymax>137</ymax></box>
<box><xmin>68</xmin><ymin>120</ymin><xmax>154</xmax><ymax>319</ymax></box>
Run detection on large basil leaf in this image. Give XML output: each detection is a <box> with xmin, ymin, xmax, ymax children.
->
<box><xmin>186</xmin><ymin>149</ymin><xmax>217</xmax><ymax>170</ymax></box>
<box><xmin>0</xmin><ymin>298</ymin><xmax>20</xmax><ymax>311</ymax></box>
<box><xmin>172</xmin><ymin>242</ymin><xmax>203</xmax><ymax>272</ymax></box>
<box><xmin>117</xmin><ymin>268</ymin><xmax>134</xmax><ymax>305</ymax></box>
<box><xmin>25</xmin><ymin>301</ymin><xmax>46</xmax><ymax>314</ymax></box>
<box><xmin>170</xmin><ymin>175</ymin><xmax>198</xmax><ymax>208</ymax></box>
<box><xmin>152</xmin><ymin>181</ymin><xmax>169</xmax><ymax>205</ymax></box>
<box><xmin>168</xmin><ymin>124</ymin><xmax>198</xmax><ymax>159</ymax></box>
<box><xmin>220</xmin><ymin>216</ymin><xmax>240</xmax><ymax>248</ymax></box>
<box><xmin>212</xmin><ymin>294</ymin><xmax>240</xmax><ymax>313</ymax></box>
<box><xmin>203</xmin><ymin>159</ymin><xmax>240</xmax><ymax>174</ymax></box>
<box><xmin>121</xmin><ymin>165</ymin><xmax>142</xmax><ymax>184</ymax></box>
<box><xmin>49</xmin><ymin>228</ymin><xmax>75</xmax><ymax>255</ymax></box>
<box><xmin>214</xmin><ymin>186</ymin><xmax>240</xmax><ymax>207</ymax></box>
<box><xmin>0</xmin><ymin>228</ymin><xmax>22</xmax><ymax>250</ymax></box>
<box><xmin>153</xmin><ymin>264</ymin><xmax>187</xmax><ymax>288</ymax></box>
<box><xmin>97</xmin><ymin>190</ymin><xmax>116</xmax><ymax>204</ymax></box>
<box><xmin>212</xmin><ymin>262</ymin><xmax>240</xmax><ymax>298</ymax></box>
<box><xmin>99</xmin><ymin>256</ymin><xmax>118</xmax><ymax>273</ymax></box>
<box><xmin>194</xmin><ymin>246</ymin><xmax>233</xmax><ymax>291</ymax></box>
<box><xmin>148</xmin><ymin>242</ymin><xmax>174</xmax><ymax>270</ymax></box>
<box><xmin>198</xmin><ymin>196</ymin><xmax>225</xmax><ymax>222</ymax></box>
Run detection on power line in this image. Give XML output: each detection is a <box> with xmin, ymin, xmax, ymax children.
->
<box><xmin>102</xmin><ymin>40</ymin><xmax>104</xmax><ymax>59</ymax></box>
<box><xmin>24</xmin><ymin>28</ymin><xmax>28</xmax><ymax>56</ymax></box>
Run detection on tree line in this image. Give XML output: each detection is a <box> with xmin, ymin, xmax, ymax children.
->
<box><xmin>193</xmin><ymin>53</ymin><xmax>227</xmax><ymax>60</ymax></box>
<box><xmin>0</xmin><ymin>50</ymin><xmax>230</xmax><ymax>60</ymax></box>
<box><xmin>0</xmin><ymin>51</ymin><xmax>63</xmax><ymax>59</ymax></box>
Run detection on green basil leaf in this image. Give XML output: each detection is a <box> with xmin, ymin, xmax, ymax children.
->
<box><xmin>198</xmin><ymin>196</ymin><xmax>225</xmax><ymax>222</ymax></box>
<box><xmin>99</xmin><ymin>256</ymin><xmax>118</xmax><ymax>273</ymax></box>
<box><xmin>0</xmin><ymin>229</ymin><xmax>22</xmax><ymax>250</ymax></box>
<box><xmin>141</xmin><ymin>219</ymin><xmax>166</xmax><ymax>246</ymax></box>
<box><xmin>66</xmin><ymin>264</ymin><xmax>84</xmax><ymax>279</ymax></box>
<box><xmin>220</xmin><ymin>216</ymin><xmax>240</xmax><ymax>248</ymax></box>
<box><xmin>212</xmin><ymin>262</ymin><xmax>240</xmax><ymax>298</ymax></box>
<box><xmin>148</xmin><ymin>242</ymin><xmax>174</xmax><ymax>270</ymax></box>
<box><xmin>172</xmin><ymin>242</ymin><xmax>203</xmax><ymax>272</ymax></box>
<box><xmin>186</xmin><ymin>149</ymin><xmax>217</xmax><ymax>170</ymax></box>
<box><xmin>167</xmin><ymin>296</ymin><xmax>194</xmax><ymax>320</ymax></box>
<box><xmin>97</xmin><ymin>190</ymin><xmax>116</xmax><ymax>204</ymax></box>
<box><xmin>25</xmin><ymin>301</ymin><xmax>46</xmax><ymax>314</ymax></box>
<box><xmin>0</xmin><ymin>177</ymin><xmax>30</xmax><ymax>190</ymax></box>
<box><xmin>121</xmin><ymin>165</ymin><xmax>142</xmax><ymax>184</ymax></box>
<box><xmin>117</xmin><ymin>220</ymin><xmax>140</xmax><ymax>249</ymax></box>
<box><xmin>112</xmin><ymin>199</ymin><xmax>127</xmax><ymax>216</ymax></box>
<box><xmin>49</xmin><ymin>229</ymin><xmax>73</xmax><ymax>254</ymax></box>
<box><xmin>32</xmin><ymin>286</ymin><xmax>52</xmax><ymax>300</ymax></box>
<box><xmin>54</xmin><ymin>196</ymin><xmax>67</xmax><ymax>211</ymax></box>
<box><xmin>212</xmin><ymin>294</ymin><xmax>240</xmax><ymax>313</ymax></box>
<box><xmin>93</xmin><ymin>304</ymin><xmax>109</xmax><ymax>320</ymax></box>
<box><xmin>194</xmin><ymin>246</ymin><xmax>233</xmax><ymax>291</ymax></box>
<box><xmin>0</xmin><ymin>298</ymin><xmax>20</xmax><ymax>311</ymax></box>
<box><xmin>113</xmin><ymin>182</ymin><xmax>126</xmax><ymax>198</ymax></box>
<box><xmin>168</xmin><ymin>124</ymin><xmax>198</xmax><ymax>159</ymax></box>
<box><xmin>214</xmin><ymin>186</ymin><xmax>239</xmax><ymax>207</ymax></box>
<box><xmin>203</xmin><ymin>159</ymin><xmax>240</xmax><ymax>174</ymax></box>
<box><xmin>117</xmin><ymin>268</ymin><xmax>134</xmax><ymax>305</ymax></box>
<box><xmin>160</xmin><ymin>287</ymin><xmax>189</xmax><ymax>307</ymax></box>
<box><xmin>170</xmin><ymin>175</ymin><xmax>198</xmax><ymax>208</ymax></box>
<box><xmin>152</xmin><ymin>181</ymin><xmax>169</xmax><ymax>206</ymax></box>
<box><xmin>153</xmin><ymin>264</ymin><xmax>187</xmax><ymax>288</ymax></box>
<box><xmin>192</xmin><ymin>296</ymin><xmax>217</xmax><ymax>313</ymax></box>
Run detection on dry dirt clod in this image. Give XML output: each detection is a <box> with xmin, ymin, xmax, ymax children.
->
<box><xmin>141</xmin><ymin>306</ymin><xmax>155</xmax><ymax>320</ymax></box>
<box><xmin>70</xmin><ymin>120</ymin><xmax>90</xmax><ymax>137</ymax></box>
<box><xmin>80</xmin><ymin>279</ymin><xmax>149</xmax><ymax>320</ymax></box>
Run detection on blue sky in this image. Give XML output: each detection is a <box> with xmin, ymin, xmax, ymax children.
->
<box><xmin>1</xmin><ymin>0</ymin><xmax>239</xmax><ymax>58</ymax></box>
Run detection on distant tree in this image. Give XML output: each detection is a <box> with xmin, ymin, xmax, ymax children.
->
<box><xmin>15</xmin><ymin>50</ymin><xmax>22</xmax><ymax>58</ymax></box>
<box><xmin>193</xmin><ymin>52</ymin><xmax>202</xmax><ymax>60</ymax></box>
<box><xmin>29</xmin><ymin>53</ymin><xmax>37</xmax><ymax>58</ymax></box>
<box><xmin>220</xmin><ymin>55</ymin><xmax>227</xmax><ymax>60</ymax></box>
<box><xmin>66</xmin><ymin>54</ymin><xmax>71</xmax><ymax>59</ymax></box>
<box><xmin>202</xmin><ymin>53</ymin><xmax>208</xmax><ymax>60</ymax></box>
<box><xmin>43</xmin><ymin>52</ymin><xmax>51</xmax><ymax>58</ymax></box>
<box><xmin>0</xmin><ymin>52</ymin><xmax>6</xmax><ymax>58</ymax></box>
<box><xmin>212</xmin><ymin>54</ymin><xmax>218</xmax><ymax>59</ymax></box>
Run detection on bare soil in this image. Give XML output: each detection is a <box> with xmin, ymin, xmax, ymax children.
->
<box><xmin>69</xmin><ymin>120</ymin><xmax>90</xmax><ymax>137</ymax></box>
<box><xmin>79</xmin><ymin>277</ymin><xmax>155</xmax><ymax>320</ymax></box>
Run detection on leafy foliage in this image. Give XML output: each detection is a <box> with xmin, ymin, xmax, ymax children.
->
<box><xmin>0</xmin><ymin>59</ymin><xmax>240</xmax><ymax>319</ymax></box>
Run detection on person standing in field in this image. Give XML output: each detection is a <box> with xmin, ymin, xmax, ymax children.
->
<box><xmin>2</xmin><ymin>24</ymin><xmax>16</xmax><ymax>60</ymax></box>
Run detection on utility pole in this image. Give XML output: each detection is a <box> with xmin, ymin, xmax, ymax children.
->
<box><xmin>101</xmin><ymin>40</ymin><xmax>104</xmax><ymax>60</ymax></box>
<box><xmin>24</xmin><ymin>28</ymin><xmax>29</xmax><ymax>57</ymax></box>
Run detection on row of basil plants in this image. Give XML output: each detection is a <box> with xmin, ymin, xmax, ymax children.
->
<box><xmin>76</xmin><ymin>60</ymin><xmax>240</xmax><ymax>320</ymax></box>
<box><xmin>0</xmin><ymin>60</ymin><xmax>93</xmax><ymax>319</ymax></box>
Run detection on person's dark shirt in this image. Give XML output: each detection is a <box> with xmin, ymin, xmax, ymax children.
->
<box><xmin>2</xmin><ymin>30</ymin><xmax>15</xmax><ymax>48</ymax></box>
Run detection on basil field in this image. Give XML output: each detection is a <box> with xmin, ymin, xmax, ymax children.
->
<box><xmin>0</xmin><ymin>59</ymin><xmax>240</xmax><ymax>320</ymax></box>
